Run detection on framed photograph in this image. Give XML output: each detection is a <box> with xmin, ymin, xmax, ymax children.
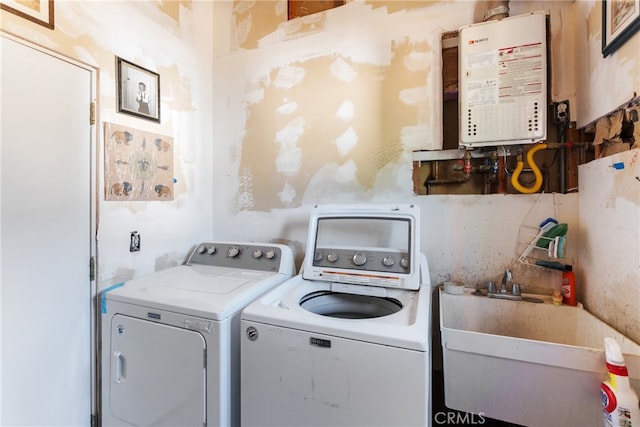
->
<box><xmin>0</xmin><ymin>0</ymin><xmax>54</xmax><ymax>29</ymax></box>
<box><xmin>116</xmin><ymin>57</ymin><xmax>160</xmax><ymax>123</ymax></box>
<box><xmin>602</xmin><ymin>0</ymin><xmax>640</xmax><ymax>57</ymax></box>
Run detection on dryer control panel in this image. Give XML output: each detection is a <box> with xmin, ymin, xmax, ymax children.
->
<box><xmin>186</xmin><ymin>242</ymin><xmax>293</xmax><ymax>273</ymax></box>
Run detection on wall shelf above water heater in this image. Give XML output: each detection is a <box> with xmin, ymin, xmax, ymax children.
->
<box><xmin>459</xmin><ymin>11</ymin><xmax>548</xmax><ymax>148</ymax></box>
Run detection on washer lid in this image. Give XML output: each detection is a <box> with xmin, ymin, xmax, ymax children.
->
<box><xmin>103</xmin><ymin>265</ymin><xmax>290</xmax><ymax>320</ymax></box>
<box><xmin>302</xmin><ymin>204</ymin><xmax>422</xmax><ymax>290</ymax></box>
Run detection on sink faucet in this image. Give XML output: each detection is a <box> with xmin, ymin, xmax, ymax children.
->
<box><xmin>501</xmin><ymin>269</ymin><xmax>513</xmax><ymax>293</ymax></box>
<box><xmin>486</xmin><ymin>269</ymin><xmax>521</xmax><ymax>301</ymax></box>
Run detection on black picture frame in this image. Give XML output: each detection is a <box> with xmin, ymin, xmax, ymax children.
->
<box><xmin>116</xmin><ymin>57</ymin><xmax>160</xmax><ymax>123</ymax></box>
<box><xmin>602</xmin><ymin>0</ymin><xmax>640</xmax><ymax>57</ymax></box>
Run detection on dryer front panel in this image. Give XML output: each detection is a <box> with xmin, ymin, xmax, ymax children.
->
<box><xmin>109</xmin><ymin>314</ymin><xmax>206</xmax><ymax>427</ymax></box>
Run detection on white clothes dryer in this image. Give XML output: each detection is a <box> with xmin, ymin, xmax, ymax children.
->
<box><xmin>100</xmin><ymin>241</ymin><xmax>295</xmax><ymax>427</ymax></box>
<box><xmin>241</xmin><ymin>205</ymin><xmax>434</xmax><ymax>427</ymax></box>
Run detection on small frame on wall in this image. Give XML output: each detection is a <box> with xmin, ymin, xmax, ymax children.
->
<box><xmin>116</xmin><ymin>57</ymin><xmax>160</xmax><ymax>123</ymax></box>
<box><xmin>0</xmin><ymin>0</ymin><xmax>54</xmax><ymax>29</ymax></box>
<box><xmin>602</xmin><ymin>0</ymin><xmax>640</xmax><ymax>57</ymax></box>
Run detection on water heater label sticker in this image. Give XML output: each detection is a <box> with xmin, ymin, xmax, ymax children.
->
<box><xmin>497</xmin><ymin>43</ymin><xmax>544</xmax><ymax>101</ymax></box>
<box><xmin>466</xmin><ymin>78</ymin><xmax>498</xmax><ymax>107</ymax></box>
<box><xmin>466</xmin><ymin>49</ymin><xmax>497</xmax><ymax>70</ymax></box>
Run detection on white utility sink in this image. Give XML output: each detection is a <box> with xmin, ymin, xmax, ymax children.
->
<box><xmin>439</xmin><ymin>288</ymin><xmax>640</xmax><ymax>427</ymax></box>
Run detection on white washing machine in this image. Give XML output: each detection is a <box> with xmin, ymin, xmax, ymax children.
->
<box><xmin>241</xmin><ymin>205</ymin><xmax>434</xmax><ymax>426</ymax></box>
<box><xmin>100</xmin><ymin>241</ymin><xmax>295</xmax><ymax>427</ymax></box>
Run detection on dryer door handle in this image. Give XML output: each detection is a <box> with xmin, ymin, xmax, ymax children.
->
<box><xmin>114</xmin><ymin>351</ymin><xmax>126</xmax><ymax>384</ymax></box>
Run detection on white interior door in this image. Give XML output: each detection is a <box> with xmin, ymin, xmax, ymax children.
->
<box><xmin>109</xmin><ymin>314</ymin><xmax>206</xmax><ymax>426</ymax></box>
<box><xmin>1</xmin><ymin>35</ymin><xmax>94</xmax><ymax>426</ymax></box>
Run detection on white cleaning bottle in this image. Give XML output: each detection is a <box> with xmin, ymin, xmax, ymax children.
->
<box><xmin>601</xmin><ymin>337</ymin><xmax>640</xmax><ymax>427</ymax></box>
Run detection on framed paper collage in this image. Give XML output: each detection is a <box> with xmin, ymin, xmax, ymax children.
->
<box><xmin>104</xmin><ymin>122</ymin><xmax>173</xmax><ymax>201</ymax></box>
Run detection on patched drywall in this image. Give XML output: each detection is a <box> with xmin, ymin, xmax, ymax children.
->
<box><xmin>238</xmin><ymin>42</ymin><xmax>430</xmax><ymax>210</ymax></box>
<box><xmin>218</xmin><ymin>0</ymin><xmax>476</xmax><ymax>213</ymax></box>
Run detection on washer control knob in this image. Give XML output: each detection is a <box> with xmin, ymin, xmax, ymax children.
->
<box><xmin>326</xmin><ymin>253</ymin><xmax>338</xmax><ymax>263</ymax></box>
<box><xmin>227</xmin><ymin>246</ymin><xmax>240</xmax><ymax>258</ymax></box>
<box><xmin>265</xmin><ymin>250</ymin><xmax>276</xmax><ymax>260</ymax></box>
<box><xmin>207</xmin><ymin>246</ymin><xmax>217</xmax><ymax>255</ymax></box>
<box><xmin>352</xmin><ymin>253</ymin><xmax>367</xmax><ymax>266</ymax></box>
<box><xmin>252</xmin><ymin>249</ymin><xmax>263</xmax><ymax>259</ymax></box>
<box><xmin>198</xmin><ymin>245</ymin><xmax>207</xmax><ymax>254</ymax></box>
<box><xmin>400</xmin><ymin>256</ymin><xmax>410</xmax><ymax>268</ymax></box>
<box><xmin>382</xmin><ymin>256</ymin><xmax>395</xmax><ymax>267</ymax></box>
<box><xmin>314</xmin><ymin>251</ymin><xmax>323</xmax><ymax>262</ymax></box>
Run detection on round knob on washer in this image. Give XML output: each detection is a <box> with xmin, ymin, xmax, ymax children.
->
<box><xmin>382</xmin><ymin>256</ymin><xmax>395</xmax><ymax>267</ymax></box>
<box><xmin>352</xmin><ymin>253</ymin><xmax>367</xmax><ymax>266</ymax></box>
<box><xmin>227</xmin><ymin>246</ymin><xmax>240</xmax><ymax>258</ymax></box>
<box><xmin>314</xmin><ymin>251</ymin><xmax>323</xmax><ymax>262</ymax></box>
<box><xmin>252</xmin><ymin>249</ymin><xmax>263</xmax><ymax>259</ymax></box>
<box><xmin>265</xmin><ymin>250</ymin><xmax>276</xmax><ymax>259</ymax></box>
<box><xmin>400</xmin><ymin>256</ymin><xmax>410</xmax><ymax>268</ymax></box>
<box><xmin>326</xmin><ymin>253</ymin><xmax>338</xmax><ymax>263</ymax></box>
<box><xmin>198</xmin><ymin>245</ymin><xmax>207</xmax><ymax>254</ymax></box>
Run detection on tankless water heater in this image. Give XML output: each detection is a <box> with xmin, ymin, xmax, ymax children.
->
<box><xmin>459</xmin><ymin>11</ymin><xmax>547</xmax><ymax>148</ymax></box>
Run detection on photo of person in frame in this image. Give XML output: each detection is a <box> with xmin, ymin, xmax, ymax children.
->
<box><xmin>136</xmin><ymin>82</ymin><xmax>150</xmax><ymax>115</ymax></box>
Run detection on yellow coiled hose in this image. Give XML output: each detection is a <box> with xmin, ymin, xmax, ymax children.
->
<box><xmin>511</xmin><ymin>143</ymin><xmax>547</xmax><ymax>194</ymax></box>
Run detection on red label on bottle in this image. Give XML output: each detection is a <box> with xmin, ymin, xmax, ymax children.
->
<box><xmin>605</xmin><ymin>362</ymin><xmax>629</xmax><ymax>376</ymax></box>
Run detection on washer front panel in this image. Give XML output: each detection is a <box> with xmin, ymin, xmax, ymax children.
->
<box><xmin>241</xmin><ymin>320</ymin><xmax>429</xmax><ymax>426</ymax></box>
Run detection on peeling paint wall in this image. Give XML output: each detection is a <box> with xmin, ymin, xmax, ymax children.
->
<box><xmin>1</xmin><ymin>1</ymin><xmax>215</xmax><ymax>287</ymax></box>
<box><xmin>579</xmin><ymin>149</ymin><xmax>640</xmax><ymax>344</ymax></box>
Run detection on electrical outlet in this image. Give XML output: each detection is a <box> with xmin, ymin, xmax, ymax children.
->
<box><xmin>130</xmin><ymin>231</ymin><xmax>141</xmax><ymax>252</ymax></box>
<box><xmin>553</xmin><ymin>100</ymin><xmax>570</xmax><ymax>124</ymax></box>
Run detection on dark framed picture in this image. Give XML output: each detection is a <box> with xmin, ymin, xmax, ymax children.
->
<box><xmin>0</xmin><ymin>0</ymin><xmax>54</xmax><ymax>29</ymax></box>
<box><xmin>116</xmin><ymin>57</ymin><xmax>160</xmax><ymax>123</ymax></box>
<box><xmin>602</xmin><ymin>0</ymin><xmax>640</xmax><ymax>57</ymax></box>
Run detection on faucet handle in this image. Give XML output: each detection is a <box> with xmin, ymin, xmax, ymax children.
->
<box><xmin>486</xmin><ymin>281</ymin><xmax>497</xmax><ymax>294</ymax></box>
<box><xmin>512</xmin><ymin>283</ymin><xmax>521</xmax><ymax>296</ymax></box>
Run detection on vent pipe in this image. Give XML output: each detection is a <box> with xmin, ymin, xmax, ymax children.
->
<box><xmin>484</xmin><ymin>1</ymin><xmax>509</xmax><ymax>21</ymax></box>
